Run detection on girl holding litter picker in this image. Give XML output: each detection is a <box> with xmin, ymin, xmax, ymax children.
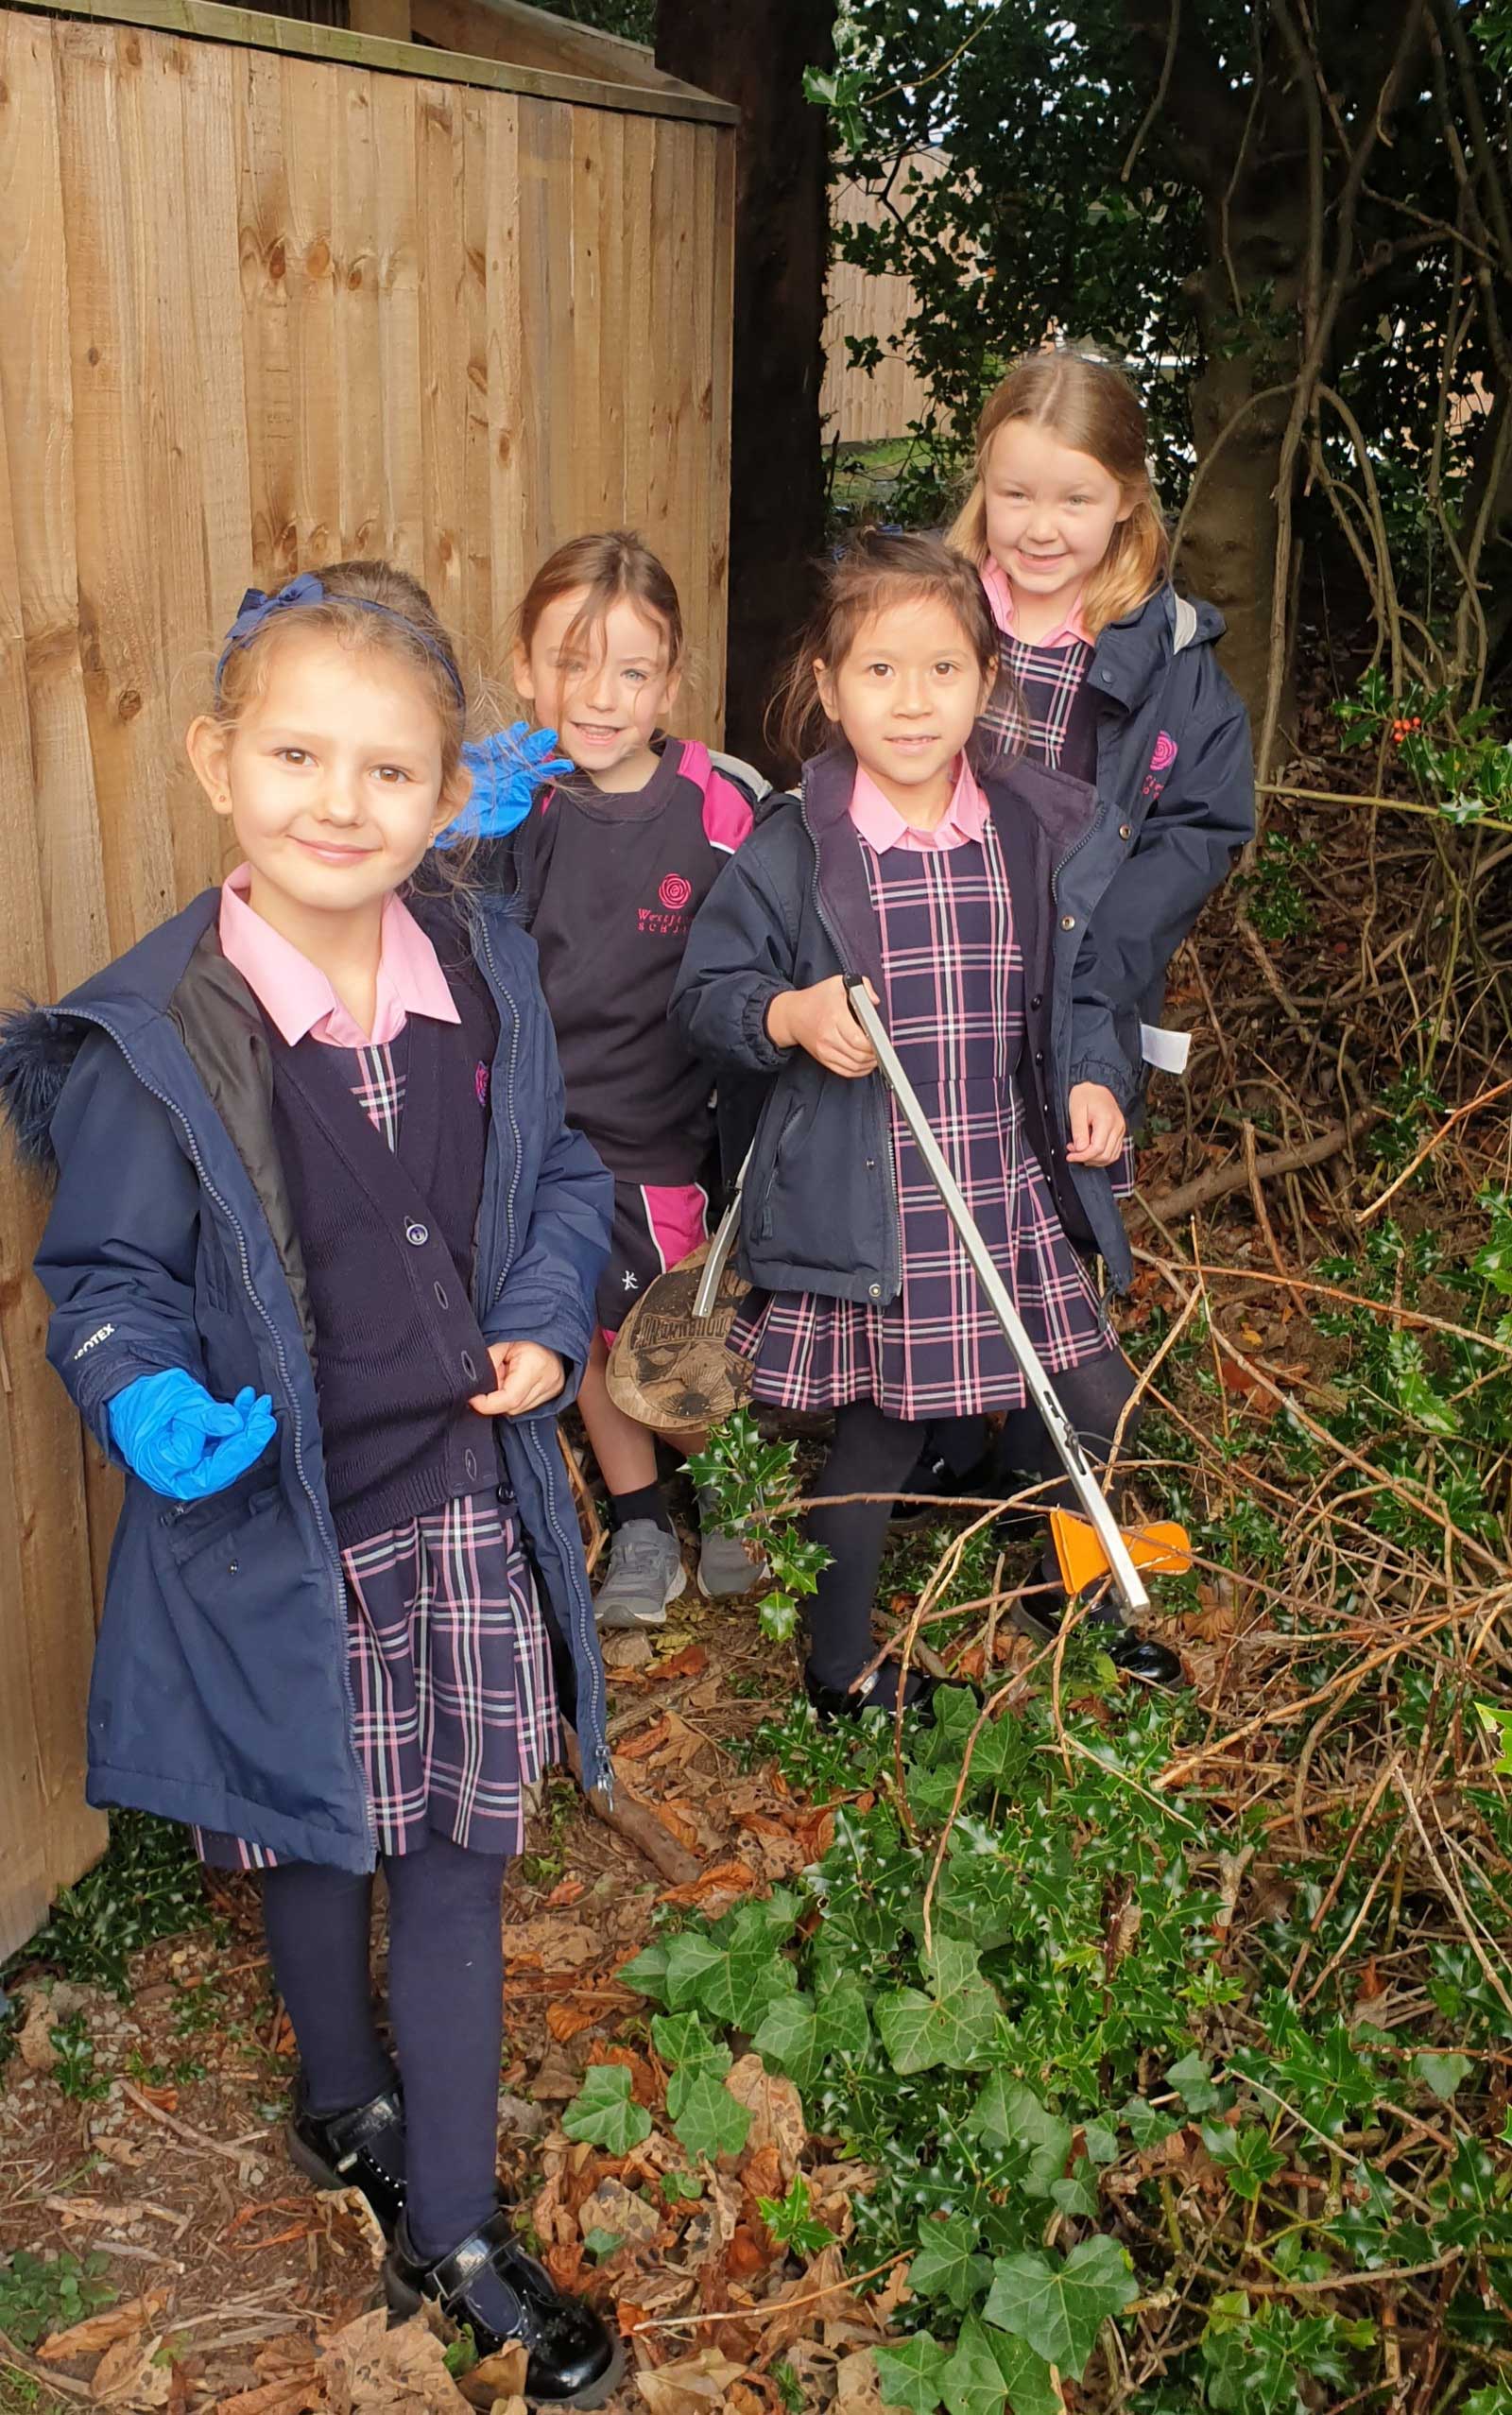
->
<box><xmin>673</xmin><ymin>529</ymin><xmax>1180</xmax><ymax>1711</ymax></box>
<box><xmin>0</xmin><ymin>562</ymin><xmax>623</xmax><ymax>2406</ymax></box>
<box><xmin>897</xmin><ymin>344</ymin><xmax>1254</xmax><ymax>1525</ymax></box>
<box><xmin>460</xmin><ymin>530</ymin><xmax>769</xmax><ymax>1633</ymax></box>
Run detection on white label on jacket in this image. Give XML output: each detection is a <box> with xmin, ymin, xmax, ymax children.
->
<box><xmin>72</xmin><ymin>1323</ymin><xmax>116</xmax><ymax>1359</ymax></box>
<box><xmin>1140</xmin><ymin>1023</ymin><xmax>1192</xmax><ymax>1076</ymax></box>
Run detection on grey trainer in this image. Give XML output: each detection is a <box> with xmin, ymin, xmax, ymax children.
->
<box><xmin>593</xmin><ymin>1519</ymin><xmax>686</xmax><ymax>1630</ymax></box>
<box><xmin>696</xmin><ymin>1489</ymin><xmax>770</xmax><ymax>1601</ymax></box>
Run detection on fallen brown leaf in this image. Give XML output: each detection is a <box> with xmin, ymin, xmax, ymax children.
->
<box><xmin>726</xmin><ymin>2056</ymin><xmax>806</xmax><ymax>2182</ymax></box>
<box><xmin>38</xmin><ymin>2292</ymin><xmax>166</xmax><ymax>2363</ymax></box>
<box><xmin>659</xmin><ymin>1858</ymin><xmax>758</xmax><ymax>1911</ymax></box>
<box><xmin>545</xmin><ymin>2001</ymin><xmax>604</xmax><ymax>2045</ymax></box>
<box><xmin>16</xmin><ymin>1992</ymin><xmax>60</xmax><ymax>2075</ymax></box>
<box><xmin>318</xmin><ymin>2310</ymin><xmax>460</xmax><ymax>2414</ymax></box>
<box><xmin>653</xmin><ymin>1801</ymin><xmax>701</xmax><ymax>1854</ymax></box>
<box><xmin>91</xmin><ymin>2332</ymin><xmax>173</xmax><ymax>2408</ymax></box>
<box><xmin>635</xmin><ymin>2349</ymin><xmax>748</xmax><ymax>2411</ymax></box>
<box><xmin>616</xmin><ymin>1714</ymin><xmax>672</xmax><ymax>1762</ymax></box>
<box><xmin>454</xmin><ymin>2339</ymin><xmax>528</xmax><ymax>2407</ymax></box>
<box><xmin>653</xmin><ymin>1643</ymin><xmax>709</xmax><ymax>1682</ymax></box>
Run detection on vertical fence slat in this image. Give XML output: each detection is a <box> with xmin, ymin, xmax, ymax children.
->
<box><xmin>0</xmin><ymin>4</ymin><xmax>734</xmax><ymax>1951</ymax></box>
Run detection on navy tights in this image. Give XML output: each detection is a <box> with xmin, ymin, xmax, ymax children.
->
<box><xmin>262</xmin><ymin>1835</ymin><xmax>507</xmax><ymax>2260</ymax></box>
<box><xmin>805</xmin><ymin>1348</ymin><xmax>1140</xmax><ymax>1693</ymax></box>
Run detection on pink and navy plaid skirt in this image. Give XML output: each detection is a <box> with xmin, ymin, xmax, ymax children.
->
<box><xmin>195</xmin><ymin>1039</ymin><xmax>558</xmax><ymax>1872</ymax></box>
<box><xmin>731</xmin><ymin>824</ymin><xmax>1111</xmax><ymax>1422</ymax></box>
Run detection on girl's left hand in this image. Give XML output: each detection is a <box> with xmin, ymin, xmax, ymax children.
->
<box><xmin>1066</xmin><ymin>1082</ymin><xmax>1126</xmax><ymax>1168</ymax></box>
<box><xmin>471</xmin><ymin>1340</ymin><xmax>564</xmax><ymax>1418</ymax></box>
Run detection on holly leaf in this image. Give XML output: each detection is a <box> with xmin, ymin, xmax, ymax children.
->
<box><xmin>941</xmin><ymin>2314</ymin><xmax>1058</xmax><ymax>2415</ymax></box>
<box><xmin>562</xmin><ymin>2064</ymin><xmax>652</xmax><ymax>2154</ymax></box>
<box><xmin>873</xmin><ymin>2330</ymin><xmax>951</xmax><ymax>2413</ymax></box>
<box><xmin>970</xmin><ymin>2075</ymin><xmax>1073</xmax><ymax>2198</ymax></box>
<box><xmin>908</xmin><ymin>2213</ymin><xmax>992</xmax><ymax>2313</ymax></box>
<box><xmin>669</xmin><ymin>2069</ymin><xmax>751</xmax><ymax>2162</ymax></box>
<box><xmin>876</xmin><ymin>1937</ymin><xmax>1002</xmax><ymax>2075</ymax></box>
<box><xmin>984</xmin><ymin>2235</ymin><xmax>1137</xmax><ymax>2376</ymax></box>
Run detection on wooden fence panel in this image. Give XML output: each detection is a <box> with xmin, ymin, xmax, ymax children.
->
<box><xmin>0</xmin><ymin>3</ymin><xmax>734</xmax><ymax>1951</ymax></box>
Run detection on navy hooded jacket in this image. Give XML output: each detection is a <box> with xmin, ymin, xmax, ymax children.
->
<box><xmin>979</xmin><ymin>581</ymin><xmax>1254</xmax><ymax>1099</ymax></box>
<box><xmin>0</xmin><ymin>886</ymin><xmax>614</xmax><ymax>1871</ymax></box>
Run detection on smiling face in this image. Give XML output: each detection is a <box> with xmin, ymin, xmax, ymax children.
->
<box><xmin>187</xmin><ymin>630</ymin><xmax>460</xmax><ymax>929</ymax></box>
<box><xmin>816</xmin><ymin>594</ymin><xmax>995</xmax><ymax>821</ymax></box>
<box><xmin>982</xmin><ymin>418</ymin><xmax>1132</xmax><ymax>628</ymax></box>
<box><xmin>514</xmin><ymin>587</ymin><xmax>681</xmax><ymax>793</ymax></box>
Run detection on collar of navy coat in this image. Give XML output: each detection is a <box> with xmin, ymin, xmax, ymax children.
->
<box><xmin>1084</xmin><ymin>584</ymin><xmax>1227</xmax><ymax>713</ymax></box>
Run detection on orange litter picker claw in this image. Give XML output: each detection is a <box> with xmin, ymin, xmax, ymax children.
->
<box><xmin>1049</xmin><ymin>1510</ymin><xmax>1194</xmax><ymax>1600</ymax></box>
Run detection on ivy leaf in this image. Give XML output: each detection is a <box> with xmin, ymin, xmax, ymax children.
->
<box><xmin>1201</xmin><ymin>2122</ymin><xmax>1286</xmax><ymax>2204</ymax></box>
<box><xmin>1082</xmin><ymin>2118</ymin><xmax>1120</xmax><ymax>2165</ymax></box>
<box><xmin>814</xmin><ymin>1972</ymin><xmax>871</xmax><ymax>2059</ymax></box>
<box><xmin>873</xmin><ymin>2330</ymin><xmax>951</xmax><ymax>2414</ymax></box>
<box><xmin>984</xmin><ymin>2235</ymin><xmax>1138</xmax><ymax>2376</ymax></box>
<box><xmin>1414</xmin><ymin>2050</ymin><xmax>1472</xmax><ymax>2101</ymax></box>
<box><xmin>1166</xmin><ymin>2051</ymin><xmax>1223</xmax><ymax>2113</ymax></box>
<box><xmin>941</xmin><ymin>2314</ymin><xmax>1058</xmax><ymax>2415</ymax></box>
<box><xmin>619</xmin><ymin>1940</ymin><xmax>671</xmax><ymax>2002</ymax></box>
<box><xmin>562</xmin><ymin>2064</ymin><xmax>652</xmax><ymax>2154</ymax></box>
<box><xmin>1051</xmin><ymin>2160</ymin><xmax>1100</xmax><ymax>2217</ymax></box>
<box><xmin>652</xmin><ymin>2011</ymin><xmax>730</xmax><ymax>2083</ymax></box>
<box><xmin>669</xmin><ymin>2069</ymin><xmax>751</xmax><ymax>2162</ymax></box>
<box><xmin>970</xmin><ymin>2075</ymin><xmax>1073</xmax><ymax>2198</ymax></box>
<box><xmin>876</xmin><ymin>1937</ymin><xmax>1002</xmax><ymax>2075</ymax></box>
<box><xmin>908</xmin><ymin>2212</ymin><xmax>992</xmax><ymax>2313</ymax></box>
<box><xmin>1120</xmin><ymin>2096</ymin><xmax>1178</xmax><ymax>2149</ymax></box>
<box><xmin>752</xmin><ymin>1994</ymin><xmax>824</xmax><ymax>2092</ymax></box>
<box><xmin>665</xmin><ymin>1905</ymin><xmax>799</xmax><ymax>2028</ymax></box>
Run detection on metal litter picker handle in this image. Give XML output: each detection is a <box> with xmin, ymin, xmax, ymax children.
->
<box><xmin>845</xmin><ymin>976</ymin><xmax>1150</xmax><ymax>1618</ymax></box>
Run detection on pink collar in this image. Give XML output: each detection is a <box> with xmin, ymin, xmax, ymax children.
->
<box><xmin>980</xmin><ymin>558</ymin><xmax>1091</xmax><ymax>648</ymax></box>
<box><xmin>849</xmin><ymin>756</ymin><xmax>988</xmax><ymax>854</ymax></box>
<box><xmin>218</xmin><ymin>865</ymin><xmax>460</xmax><ymax>1047</ymax></box>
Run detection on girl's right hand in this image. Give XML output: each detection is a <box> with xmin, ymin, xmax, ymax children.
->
<box><xmin>766</xmin><ymin>976</ymin><xmax>880</xmax><ymax>1078</ymax></box>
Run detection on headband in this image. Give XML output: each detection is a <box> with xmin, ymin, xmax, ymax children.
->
<box><xmin>214</xmin><ymin>573</ymin><xmax>466</xmax><ymax>707</ymax></box>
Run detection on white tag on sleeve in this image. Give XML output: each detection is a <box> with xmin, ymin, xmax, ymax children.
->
<box><xmin>1140</xmin><ymin>1022</ymin><xmax>1192</xmax><ymax>1076</ymax></box>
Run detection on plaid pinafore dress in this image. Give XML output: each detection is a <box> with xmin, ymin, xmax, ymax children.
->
<box><xmin>195</xmin><ymin>1027</ymin><xmax>558</xmax><ymax>1872</ymax></box>
<box><xmin>732</xmin><ymin>818</ymin><xmax>1111</xmax><ymax>1422</ymax></box>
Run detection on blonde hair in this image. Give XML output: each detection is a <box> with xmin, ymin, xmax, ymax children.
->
<box><xmin>212</xmin><ymin>559</ymin><xmax>470</xmax><ymax>790</ymax></box>
<box><xmin>769</xmin><ymin>528</ymin><xmax>1002</xmax><ymax>766</ymax></box>
<box><xmin>949</xmin><ymin>351</ymin><xmax>1170</xmax><ymax>636</ymax></box>
<box><xmin>516</xmin><ymin>529</ymin><xmax>683</xmax><ymax>678</ymax></box>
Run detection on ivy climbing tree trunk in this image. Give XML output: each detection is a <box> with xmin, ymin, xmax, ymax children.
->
<box><xmin>655</xmin><ymin>0</ymin><xmax>834</xmax><ymax>769</ymax></box>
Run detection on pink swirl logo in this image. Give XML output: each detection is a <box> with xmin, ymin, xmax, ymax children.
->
<box><xmin>659</xmin><ymin>872</ymin><xmax>693</xmax><ymax>910</ymax></box>
<box><xmin>1149</xmin><ymin>730</ymin><xmax>1178</xmax><ymax>774</ymax></box>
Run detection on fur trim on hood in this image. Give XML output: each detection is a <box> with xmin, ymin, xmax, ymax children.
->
<box><xmin>0</xmin><ymin>1004</ymin><xmax>87</xmax><ymax>1178</ymax></box>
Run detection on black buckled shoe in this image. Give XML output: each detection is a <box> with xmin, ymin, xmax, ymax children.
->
<box><xmin>287</xmin><ymin>2075</ymin><xmax>407</xmax><ymax>2238</ymax></box>
<box><xmin>1011</xmin><ymin>1594</ymin><xmax>1183</xmax><ymax>1688</ymax></box>
<box><xmin>383</xmin><ymin>2207</ymin><xmax>624</xmax><ymax>2407</ymax></box>
<box><xmin>890</xmin><ymin>1448</ymin><xmax>999</xmax><ymax>1532</ymax></box>
<box><xmin>803</xmin><ymin>1663</ymin><xmax>938</xmax><ymax>1724</ymax></box>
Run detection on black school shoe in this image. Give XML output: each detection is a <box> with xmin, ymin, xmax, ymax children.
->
<box><xmin>803</xmin><ymin>1663</ymin><xmax>938</xmax><ymax>1724</ymax></box>
<box><xmin>384</xmin><ymin>2207</ymin><xmax>624</xmax><ymax>2408</ymax></box>
<box><xmin>890</xmin><ymin>1448</ymin><xmax>998</xmax><ymax>1533</ymax></box>
<box><xmin>287</xmin><ymin>2075</ymin><xmax>407</xmax><ymax>2238</ymax></box>
<box><xmin>1011</xmin><ymin>1593</ymin><xmax>1183</xmax><ymax>1688</ymax></box>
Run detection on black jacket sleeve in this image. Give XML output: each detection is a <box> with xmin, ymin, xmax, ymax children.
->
<box><xmin>670</xmin><ymin>829</ymin><xmax>801</xmax><ymax>1078</ymax></box>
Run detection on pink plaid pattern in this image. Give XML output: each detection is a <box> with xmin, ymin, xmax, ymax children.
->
<box><xmin>978</xmin><ymin>630</ymin><xmax>1093</xmax><ymax>769</ymax></box>
<box><xmin>733</xmin><ymin>825</ymin><xmax>1109</xmax><ymax>1421</ymax></box>
<box><xmin>194</xmin><ymin>1039</ymin><xmax>557</xmax><ymax>1872</ymax></box>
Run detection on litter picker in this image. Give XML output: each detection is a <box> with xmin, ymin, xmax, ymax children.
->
<box><xmin>842</xmin><ymin>975</ymin><xmax>1190</xmax><ymax>1618</ymax></box>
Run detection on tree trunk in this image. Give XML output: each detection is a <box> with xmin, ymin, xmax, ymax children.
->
<box><xmin>656</xmin><ymin>0</ymin><xmax>834</xmax><ymax>772</ymax></box>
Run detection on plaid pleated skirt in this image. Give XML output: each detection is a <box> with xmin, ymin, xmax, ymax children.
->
<box><xmin>731</xmin><ymin>823</ymin><xmax>1112</xmax><ymax>1422</ymax></box>
<box><xmin>195</xmin><ymin>1037</ymin><xmax>558</xmax><ymax>1872</ymax></box>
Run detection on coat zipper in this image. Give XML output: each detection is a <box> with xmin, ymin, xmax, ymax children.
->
<box><xmin>798</xmin><ymin>778</ymin><xmax>903</xmax><ymax>1301</ymax></box>
<box><xmin>467</xmin><ymin>917</ymin><xmax>609</xmax><ymax>1796</ymax></box>
<box><xmin>63</xmin><ymin>1009</ymin><xmax>376</xmax><ymax>1857</ymax></box>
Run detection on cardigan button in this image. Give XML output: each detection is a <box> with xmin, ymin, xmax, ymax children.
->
<box><xmin>405</xmin><ymin>1219</ymin><xmax>429</xmax><ymax>1246</ymax></box>
<box><xmin>1030</xmin><ymin>992</ymin><xmax>1042</xmax><ymax>1010</ymax></box>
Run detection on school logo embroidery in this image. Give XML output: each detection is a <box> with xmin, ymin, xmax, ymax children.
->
<box><xmin>638</xmin><ymin>870</ymin><xmax>695</xmax><ymax>938</ymax></box>
<box><xmin>1142</xmin><ymin>730</ymin><xmax>1178</xmax><ymax>802</ymax></box>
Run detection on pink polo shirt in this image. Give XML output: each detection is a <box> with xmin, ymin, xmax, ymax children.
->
<box><xmin>980</xmin><ymin>559</ymin><xmax>1091</xmax><ymax>650</ymax></box>
<box><xmin>217</xmin><ymin>865</ymin><xmax>461</xmax><ymax>1047</ymax></box>
<box><xmin>849</xmin><ymin>756</ymin><xmax>989</xmax><ymax>854</ymax></box>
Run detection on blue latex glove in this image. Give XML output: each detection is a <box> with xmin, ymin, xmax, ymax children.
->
<box><xmin>108</xmin><ymin>1371</ymin><xmax>277</xmax><ymax>1502</ymax></box>
<box><xmin>441</xmin><ymin>722</ymin><xmax>574</xmax><ymax>845</ymax></box>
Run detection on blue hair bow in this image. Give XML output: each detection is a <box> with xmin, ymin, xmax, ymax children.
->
<box><xmin>215</xmin><ymin>574</ymin><xmax>466</xmax><ymax>707</ymax></box>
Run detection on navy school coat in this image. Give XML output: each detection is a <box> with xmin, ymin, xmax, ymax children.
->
<box><xmin>0</xmin><ymin>888</ymin><xmax>614</xmax><ymax>1870</ymax></box>
<box><xmin>670</xmin><ymin>741</ymin><xmax>1136</xmax><ymax>1297</ymax></box>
